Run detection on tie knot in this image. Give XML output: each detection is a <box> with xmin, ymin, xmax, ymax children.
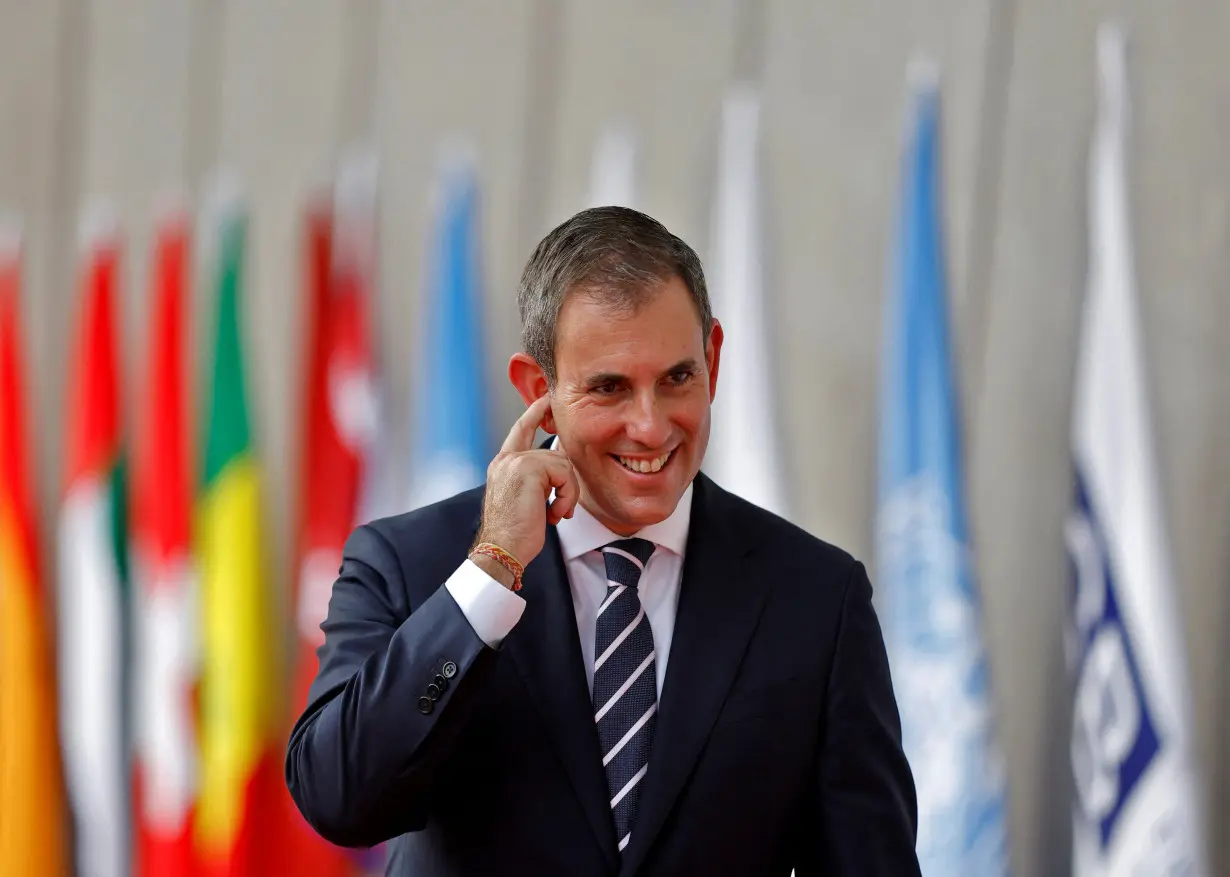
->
<box><xmin>600</xmin><ymin>538</ymin><xmax>656</xmax><ymax>587</ymax></box>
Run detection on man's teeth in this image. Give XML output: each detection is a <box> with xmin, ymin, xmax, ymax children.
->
<box><xmin>617</xmin><ymin>451</ymin><xmax>671</xmax><ymax>474</ymax></box>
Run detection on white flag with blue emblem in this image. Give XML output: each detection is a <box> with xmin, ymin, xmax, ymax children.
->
<box><xmin>1066</xmin><ymin>25</ymin><xmax>1208</xmax><ymax>877</ymax></box>
<box><xmin>875</xmin><ymin>63</ymin><xmax>1011</xmax><ymax>876</ymax></box>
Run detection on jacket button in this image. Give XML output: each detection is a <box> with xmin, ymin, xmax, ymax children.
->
<box><xmin>442</xmin><ymin>661</ymin><xmax>457</xmax><ymax>679</ymax></box>
<box><xmin>434</xmin><ymin>674</ymin><xmax>449</xmax><ymax>692</ymax></box>
<box><xmin>417</xmin><ymin>696</ymin><xmax>433</xmax><ymax>715</ymax></box>
<box><xmin>427</xmin><ymin>683</ymin><xmax>442</xmax><ymax>701</ymax></box>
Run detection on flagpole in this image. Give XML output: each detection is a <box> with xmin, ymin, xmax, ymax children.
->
<box><xmin>960</xmin><ymin>0</ymin><xmax>1018</xmax><ymax>443</ymax></box>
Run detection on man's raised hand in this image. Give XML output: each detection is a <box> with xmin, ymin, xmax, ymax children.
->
<box><xmin>471</xmin><ymin>395</ymin><xmax>579</xmax><ymax>586</ymax></box>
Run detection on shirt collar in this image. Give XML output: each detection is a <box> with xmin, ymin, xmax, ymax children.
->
<box><xmin>549</xmin><ymin>437</ymin><xmax>693</xmax><ymax>561</ymax></box>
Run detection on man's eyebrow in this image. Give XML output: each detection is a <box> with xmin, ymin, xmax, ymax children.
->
<box><xmin>583</xmin><ymin>371</ymin><xmax>626</xmax><ymax>386</ymax></box>
<box><xmin>582</xmin><ymin>360</ymin><xmax>701</xmax><ymax>386</ymax></box>
<box><xmin>664</xmin><ymin>358</ymin><xmax>701</xmax><ymax>374</ymax></box>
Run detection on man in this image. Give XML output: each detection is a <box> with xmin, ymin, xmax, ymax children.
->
<box><xmin>286</xmin><ymin>207</ymin><xmax>920</xmax><ymax>876</ymax></box>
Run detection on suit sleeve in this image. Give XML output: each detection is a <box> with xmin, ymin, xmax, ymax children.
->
<box><xmin>285</xmin><ymin>523</ymin><xmax>514</xmax><ymax>847</ymax></box>
<box><xmin>798</xmin><ymin>560</ymin><xmax>922</xmax><ymax>876</ymax></box>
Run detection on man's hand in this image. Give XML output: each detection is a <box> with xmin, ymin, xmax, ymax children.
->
<box><xmin>471</xmin><ymin>395</ymin><xmax>579</xmax><ymax>587</ymax></box>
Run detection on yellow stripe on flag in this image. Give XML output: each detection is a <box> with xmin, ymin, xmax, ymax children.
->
<box><xmin>194</xmin><ymin>455</ymin><xmax>275</xmax><ymax>857</ymax></box>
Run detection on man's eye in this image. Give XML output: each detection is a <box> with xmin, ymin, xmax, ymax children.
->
<box><xmin>592</xmin><ymin>382</ymin><xmax>620</xmax><ymax>395</ymax></box>
<box><xmin>667</xmin><ymin>370</ymin><xmax>693</xmax><ymax>385</ymax></box>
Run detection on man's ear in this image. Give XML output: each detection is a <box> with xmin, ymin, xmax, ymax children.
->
<box><xmin>705</xmin><ymin>318</ymin><xmax>724</xmax><ymax>402</ymax></box>
<box><xmin>509</xmin><ymin>352</ymin><xmax>556</xmax><ymax>433</ymax></box>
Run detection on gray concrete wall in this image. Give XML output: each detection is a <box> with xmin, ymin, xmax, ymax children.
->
<box><xmin>2</xmin><ymin>1</ymin><xmax>1226</xmax><ymax>874</ymax></box>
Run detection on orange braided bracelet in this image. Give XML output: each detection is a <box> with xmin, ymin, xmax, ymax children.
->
<box><xmin>470</xmin><ymin>542</ymin><xmax>525</xmax><ymax>592</ymax></box>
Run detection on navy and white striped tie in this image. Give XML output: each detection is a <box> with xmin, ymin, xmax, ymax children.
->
<box><xmin>593</xmin><ymin>537</ymin><xmax>658</xmax><ymax>855</ymax></box>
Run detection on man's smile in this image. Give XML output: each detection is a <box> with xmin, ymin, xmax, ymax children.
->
<box><xmin>612</xmin><ymin>449</ymin><xmax>676</xmax><ymax>475</ymax></box>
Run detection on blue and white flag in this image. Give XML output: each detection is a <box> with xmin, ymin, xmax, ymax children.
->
<box><xmin>408</xmin><ymin>146</ymin><xmax>492</xmax><ymax>509</ymax></box>
<box><xmin>875</xmin><ymin>65</ymin><xmax>1011</xmax><ymax>876</ymax></box>
<box><xmin>1066</xmin><ymin>26</ymin><xmax>1207</xmax><ymax>877</ymax></box>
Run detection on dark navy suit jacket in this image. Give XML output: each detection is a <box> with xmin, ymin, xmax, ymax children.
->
<box><xmin>285</xmin><ymin>473</ymin><xmax>921</xmax><ymax>876</ymax></box>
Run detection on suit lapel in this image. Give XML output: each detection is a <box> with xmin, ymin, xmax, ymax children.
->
<box><xmin>619</xmin><ymin>475</ymin><xmax>767</xmax><ymax>876</ymax></box>
<box><xmin>504</xmin><ymin>523</ymin><xmax>621</xmax><ymax>873</ymax></box>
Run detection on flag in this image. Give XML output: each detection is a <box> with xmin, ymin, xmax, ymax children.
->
<box><xmin>1065</xmin><ymin>26</ymin><xmax>1208</xmax><ymax>876</ymax></box>
<box><xmin>874</xmin><ymin>66</ymin><xmax>1011</xmax><ymax>875</ymax></box>
<box><xmin>284</xmin><ymin>151</ymin><xmax>385</xmax><ymax>877</ymax></box>
<box><xmin>587</xmin><ymin>121</ymin><xmax>638</xmax><ymax>209</ymax></box>
<box><xmin>339</xmin><ymin>153</ymin><xmax>395</xmax><ymax>531</ymax></box>
<box><xmin>408</xmin><ymin>150</ymin><xmax>491</xmax><ymax>509</ymax></box>
<box><xmin>281</xmin><ymin>186</ymin><xmax>352</xmax><ymax>877</ymax></box>
<box><xmin>59</xmin><ymin>205</ymin><xmax>131</xmax><ymax>877</ymax></box>
<box><xmin>703</xmin><ymin>83</ymin><xmax>788</xmax><ymax>517</ymax></box>
<box><xmin>195</xmin><ymin>183</ymin><xmax>280</xmax><ymax>877</ymax></box>
<box><xmin>132</xmin><ymin>205</ymin><xmax>200</xmax><ymax>877</ymax></box>
<box><xmin>0</xmin><ymin>218</ymin><xmax>70</xmax><ymax>876</ymax></box>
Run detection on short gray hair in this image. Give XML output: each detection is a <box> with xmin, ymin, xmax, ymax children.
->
<box><xmin>517</xmin><ymin>206</ymin><xmax>712</xmax><ymax>384</ymax></box>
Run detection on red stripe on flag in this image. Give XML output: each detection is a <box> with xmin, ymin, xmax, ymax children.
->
<box><xmin>134</xmin><ymin>213</ymin><xmax>192</xmax><ymax>562</ymax></box>
<box><xmin>0</xmin><ymin>243</ymin><xmax>39</xmax><ymax>586</ymax></box>
<box><xmin>66</xmin><ymin>229</ymin><xmax>122</xmax><ymax>486</ymax></box>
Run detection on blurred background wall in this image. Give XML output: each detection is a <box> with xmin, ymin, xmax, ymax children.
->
<box><xmin>1</xmin><ymin>1</ymin><xmax>1227</xmax><ymax>875</ymax></box>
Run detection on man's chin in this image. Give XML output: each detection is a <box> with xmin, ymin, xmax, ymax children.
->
<box><xmin>595</xmin><ymin>493</ymin><xmax>681</xmax><ymax>535</ymax></box>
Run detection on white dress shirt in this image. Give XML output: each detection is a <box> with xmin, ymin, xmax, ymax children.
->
<box><xmin>445</xmin><ymin>482</ymin><xmax>693</xmax><ymax>698</ymax></box>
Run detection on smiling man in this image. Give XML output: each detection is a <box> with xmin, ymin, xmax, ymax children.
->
<box><xmin>286</xmin><ymin>207</ymin><xmax>921</xmax><ymax>876</ymax></box>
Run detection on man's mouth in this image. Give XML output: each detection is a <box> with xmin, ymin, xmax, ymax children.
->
<box><xmin>612</xmin><ymin>449</ymin><xmax>675</xmax><ymax>474</ymax></box>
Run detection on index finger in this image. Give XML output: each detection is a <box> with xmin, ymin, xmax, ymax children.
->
<box><xmin>500</xmin><ymin>393</ymin><xmax>552</xmax><ymax>453</ymax></box>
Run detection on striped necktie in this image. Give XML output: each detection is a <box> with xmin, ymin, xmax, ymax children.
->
<box><xmin>593</xmin><ymin>537</ymin><xmax>658</xmax><ymax>855</ymax></box>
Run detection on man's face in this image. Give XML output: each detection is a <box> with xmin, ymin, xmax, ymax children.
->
<box><xmin>548</xmin><ymin>276</ymin><xmax>722</xmax><ymax>536</ymax></box>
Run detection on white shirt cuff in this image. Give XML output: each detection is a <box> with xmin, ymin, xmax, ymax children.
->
<box><xmin>444</xmin><ymin>558</ymin><xmax>527</xmax><ymax>648</ymax></box>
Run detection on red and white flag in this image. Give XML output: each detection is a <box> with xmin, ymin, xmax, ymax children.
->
<box><xmin>285</xmin><ymin>152</ymin><xmax>385</xmax><ymax>877</ymax></box>
<box><xmin>131</xmin><ymin>205</ymin><xmax>200</xmax><ymax>877</ymax></box>
<box><xmin>59</xmin><ymin>204</ymin><xmax>130</xmax><ymax>877</ymax></box>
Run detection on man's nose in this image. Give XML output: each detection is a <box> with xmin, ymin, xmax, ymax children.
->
<box><xmin>624</xmin><ymin>390</ymin><xmax>671</xmax><ymax>447</ymax></box>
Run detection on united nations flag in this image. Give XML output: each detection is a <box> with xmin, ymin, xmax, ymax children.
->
<box><xmin>875</xmin><ymin>61</ymin><xmax>1012</xmax><ymax>877</ymax></box>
